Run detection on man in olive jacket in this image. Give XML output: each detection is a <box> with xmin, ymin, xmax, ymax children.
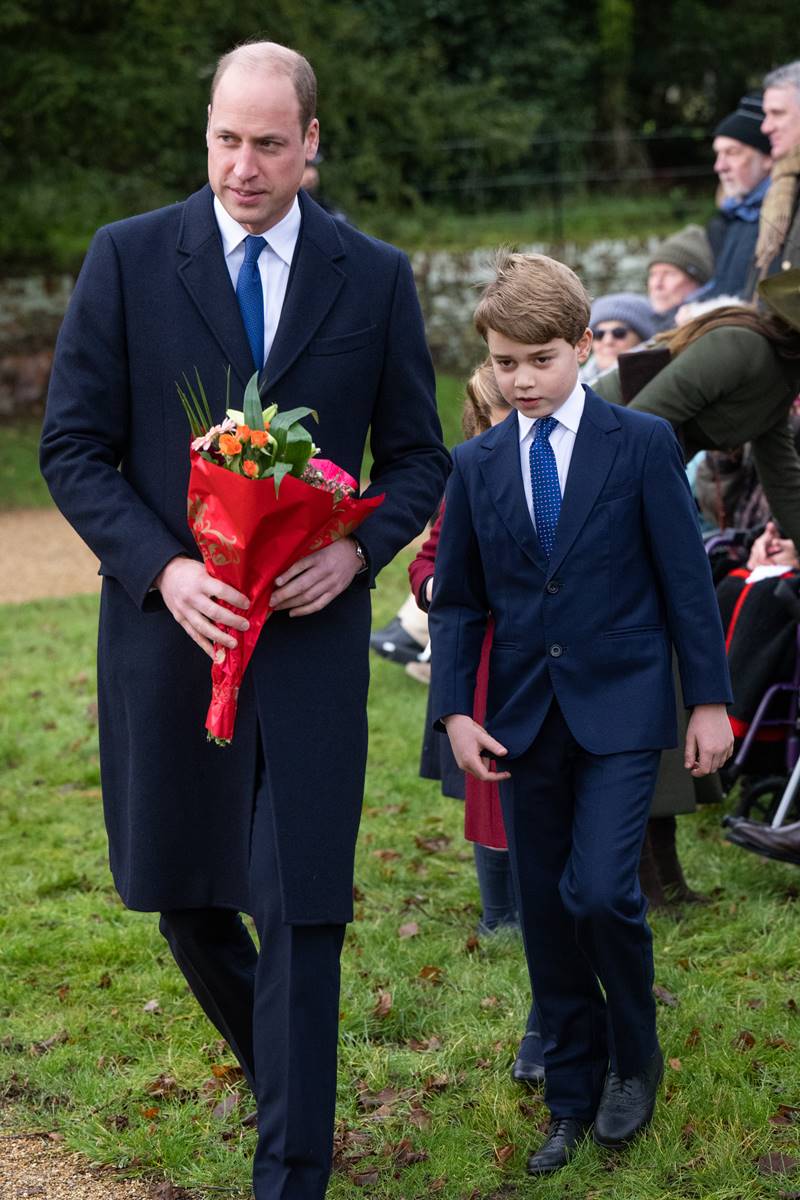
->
<box><xmin>593</xmin><ymin>276</ymin><xmax>800</xmax><ymax>549</ymax></box>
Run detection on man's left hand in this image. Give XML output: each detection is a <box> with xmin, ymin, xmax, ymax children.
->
<box><xmin>684</xmin><ymin>703</ymin><xmax>734</xmax><ymax>777</ymax></box>
<box><xmin>271</xmin><ymin>538</ymin><xmax>363</xmax><ymax>616</ymax></box>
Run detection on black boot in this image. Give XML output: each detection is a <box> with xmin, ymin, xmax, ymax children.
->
<box><xmin>648</xmin><ymin>816</ymin><xmax>708</xmax><ymax>905</ymax></box>
<box><xmin>638</xmin><ymin>823</ymin><xmax>667</xmax><ymax>910</ymax></box>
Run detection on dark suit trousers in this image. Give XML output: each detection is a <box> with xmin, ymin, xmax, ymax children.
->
<box><xmin>159</xmin><ymin>752</ymin><xmax>345</xmax><ymax>1200</ymax></box>
<box><xmin>499</xmin><ymin>700</ymin><xmax>660</xmax><ymax>1121</ymax></box>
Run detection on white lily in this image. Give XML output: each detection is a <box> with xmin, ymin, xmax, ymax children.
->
<box><xmin>226</xmin><ymin>403</ymin><xmax>278</xmax><ymax>427</ymax></box>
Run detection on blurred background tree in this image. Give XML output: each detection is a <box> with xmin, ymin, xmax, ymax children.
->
<box><xmin>0</xmin><ymin>0</ymin><xmax>795</xmax><ymax>269</ymax></box>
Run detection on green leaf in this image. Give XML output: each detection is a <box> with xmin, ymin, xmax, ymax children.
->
<box><xmin>272</xmin><ymin>461</ymin><xmax>293</xmax><ymax>497</ymax></box>
<box><xmin>268</xmin><ymin>406</ymin><xmax>319</xmax><ymax>431</ymax></box>
<box><xmin>282</xmin><ymin>423</ymin><xmax>314</xmax><ymax>478</ymax></box>
<box><xmin>242</xmin><ymin>372</ymin><xmax>264</xmax><ymax>431</ymax></box>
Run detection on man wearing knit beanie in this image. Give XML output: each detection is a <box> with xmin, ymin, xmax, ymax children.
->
<box><xmin>647</xmin><ymin>225</ymin><xmax>714</xmax><ymax>331</ymax></box>
<box><xmin>750</xmin><ymin>61</ymin><xmax>800</xmax><ymax>288</ymax></box>
<box><xmin>707</xmin><ymin>92</ymin><xmax>772</xmax><ymax>298</ymax></box>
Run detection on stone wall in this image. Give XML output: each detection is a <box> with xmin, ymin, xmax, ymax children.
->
<box><xmin>0</xmin><ymin>236</ymin><xmax>658</xmax><ymax>418</ymax></box>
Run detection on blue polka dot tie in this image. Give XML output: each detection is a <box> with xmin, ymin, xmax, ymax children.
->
<box><xmin>236</xmin><ymin>235</ymin><xmax>267</xmax><ymax>370</ymax></box>
<box><xmin>529</xmin><ymin>416</ymin><xmax>561</xmax><ymax>560</ymax></box>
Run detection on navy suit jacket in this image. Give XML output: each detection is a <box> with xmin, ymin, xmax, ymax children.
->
<box><xmin>41</xmin><ymin>186</ymin><xmax>449</xmax><ymax>921</ymax></box>
<box><xmin>429</xmin><ymin>387</ymin><xmax>732</xmax><ymax>758</ymax></box>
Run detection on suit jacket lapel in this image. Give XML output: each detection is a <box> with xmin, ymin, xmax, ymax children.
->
<box><xmin>548</xmin><ymin>388</ymin><xmax>621</xmax><ymax>576</ymax></box>
<box><xmin>176</xmin><ymin>186</ymin><xmax>254</xmax><ymax>405</ymax></box>
<box><xmin>262</xmin><ymin>191</ymin><xmax>346</xmax><ymax>392</ymax></box>
<box><xmin>478</xmin><ymin>412</ymin><xmax>548</xmax><ymax>572</ymax></box>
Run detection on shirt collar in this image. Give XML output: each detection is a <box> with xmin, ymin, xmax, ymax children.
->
<box><xmin>517</xmin><ymin>377</ymin><xmax>586</xmax><ymax>442</ymax></box>
<box><xmin>213</xmin><ymin>194</ymin><xmax>301</xmax><ymax>266</ymax></box>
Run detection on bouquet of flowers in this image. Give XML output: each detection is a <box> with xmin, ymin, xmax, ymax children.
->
<box><xmin>178</xmin><ymin>368</ymin><xmax>383</xmax><ymax>745</ymax></box>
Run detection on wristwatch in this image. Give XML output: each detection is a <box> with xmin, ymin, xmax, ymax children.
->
<box><xmin>352</xmin><ymin>537</ymin><xmax>369</xmax><ymax>575</ymax></box>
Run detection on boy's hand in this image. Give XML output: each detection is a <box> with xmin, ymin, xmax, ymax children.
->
<box><xmin>684</xmin><ymin>704</ymin><xmax>733</xmax><ymax>777</ymax></box>
<box><xmin>442</xmin><ymin>714</ymin><xmax>511</xmax><ymax>783</ymax></box>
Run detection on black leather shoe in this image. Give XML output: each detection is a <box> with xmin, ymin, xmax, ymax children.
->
<box><xmin>511</xmin><ymin>1031</ymin><xmax>545</xmax><ymax>1086</ymax></box>
<box><xmin>593</xmin><ymin>1046</ymin><xmax>663</xmax><ymax>1147</ymax></box>
<box><xmin>527</xmin><ymin>1117</ymin><xmax>591</xmax><ymax>1175</ymax></box>
<box><xmin>724</xmin><ymin>817</ymin><xmax>800</xmax><ymax>865</ymax></box>
<box><xmin>369</xmin><ymin>617</ymin><xmax>425</xmax><ymax>665</ymax></box>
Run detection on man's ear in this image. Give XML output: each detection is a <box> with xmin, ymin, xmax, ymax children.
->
<box><xmin>205</xmin><ymin>104</ymin><xmax>212</xmax><ymax>147</ymax></box>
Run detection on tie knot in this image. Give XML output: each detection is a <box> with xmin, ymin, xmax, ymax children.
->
<box><xmin>535</xmin><ymin>415</ymin><xmax>558</xmax><ymax>440</ymax></box>
<box><xmin>242</xmin><ymin>235</ymin><xmax>266</xmax><ymax>265</ymax></box>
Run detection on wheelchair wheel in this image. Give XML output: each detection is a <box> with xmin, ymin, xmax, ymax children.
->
<box><xmin>733</xmin><ymin>775</ymin><xmax>794</xmax><ymax>823</ymax></box>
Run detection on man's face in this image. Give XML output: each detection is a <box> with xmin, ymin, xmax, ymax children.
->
<box><xmin>713</xmin><ymin>136</ymin><xmax>771</xmax><ymax>198</ymax></box>
<box><xmin>647</xmin><ymin>264</ymin><xmax>697</xmax><ymax>314</ymax></box>
<box><xmin>486</xmin><ymin>328</ymin><xmax>591</xmax><ymax>419</ymax></box>
<box><xmin>762</xmin><ymin>85</ymin><xmax>800</xmax><ymax>160</ymax></box>
<box><xmin>207</xmin><ymin>66</ymin><xmax>319</xmax><ymax>234</ymax></box>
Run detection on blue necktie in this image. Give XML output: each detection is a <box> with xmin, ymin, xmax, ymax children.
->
<box><xmin>236</xmin><ymin>235</ymin><xmax>267</xmax><ymax>370</ymax></box>
<box><xmin>529</xmin><ymin>415</ymin><xmax>561</xmax><ymax>559</ymax></box>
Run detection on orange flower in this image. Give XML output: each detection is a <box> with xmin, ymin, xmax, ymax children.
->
<box><xmin>249</xmin><ymin>428</ymin><xmax>269</xmax><ymax>447</ymax></box>
<box><xmin>236</xmin><ymin>425</ymin><xmax>251</xmax><ymax>442</ymax></box>
<box><xmin>219</xmin><ymin>434</ymin><xmax>242</xmax><ymax>456</ymax></box>
<box><xmin>242</xmin><ymin>459</ymin><xmax>259</xmax><ymax>478</ymax></box>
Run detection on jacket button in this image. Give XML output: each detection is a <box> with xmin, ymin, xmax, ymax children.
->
<box><xmin>549</xmin><ymin>643</ymin><xmax>563</xmax><ymax>658</ymax></box>
<box><xmin>546</xmin><ymin>579</ymin><xmax>561</xmax><ymax>594</ymax></box>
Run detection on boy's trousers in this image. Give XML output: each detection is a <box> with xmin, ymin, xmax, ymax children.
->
<box><xmin>499</xmin><ymin>699</ymin><xmax>661</xmax><ymax>1121</ymax></box>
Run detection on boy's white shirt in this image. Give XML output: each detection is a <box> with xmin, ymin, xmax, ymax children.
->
<box><xmin>517</xmin><ymin>379</ymin><xmax>585</xmax><ymax>527</ymax></box>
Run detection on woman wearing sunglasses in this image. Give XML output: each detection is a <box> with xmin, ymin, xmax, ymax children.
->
<box><xmin>581</xmin><ymin>292</ymin><xmax>657</xmax><ymax>383</ymax></box>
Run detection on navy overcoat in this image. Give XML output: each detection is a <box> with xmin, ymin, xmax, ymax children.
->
<box><xmin>41</xmin><ymin>186</ymin><xmax>449</xmax><ymax>922</ymax></box>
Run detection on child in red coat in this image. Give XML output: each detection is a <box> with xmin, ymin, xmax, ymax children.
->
<box><xmin>409</xmin><ymin>361</ymin><xmax>544</xmax><ymax>1084</ymax></box>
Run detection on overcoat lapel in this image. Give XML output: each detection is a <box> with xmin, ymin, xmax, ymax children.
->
<box><xmin>262</xmin><ymin>191</ymin><xmax>346</xmax><ymax>392</ymax></box>
<box><xmin>547</xmin><ymin>389</ymin><xmax>621</xmax><ymax>577</ymax></box>
<box><xmin>478</xmin><ymin>412</ymin><xmax>548</xmax><ymax>572</ymax></box>
<box><xmin>176</xmin><ymin>186</ymin><xmax>254</xmax><ymax>404</ymax></box>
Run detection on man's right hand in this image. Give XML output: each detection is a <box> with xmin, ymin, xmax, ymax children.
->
<box><xmin>442</xmin><ymin>713</ymin><xmax>511</xmax><ymax>783</ymax></box>
<box><xmin>154</xmin><ymin>556</ymin><xmax>250</xmax><ymax>660</ymax></box>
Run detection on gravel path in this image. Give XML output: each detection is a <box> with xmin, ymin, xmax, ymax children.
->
<box><xmin>0</xmin><ymin>509</ymin><xmax>100</xmax><ymax>605</ymax></box>
<box><xmin>0</xmin><ymin>1122</ymin><xmax>197</xmax><ymax>1199</ymax></box>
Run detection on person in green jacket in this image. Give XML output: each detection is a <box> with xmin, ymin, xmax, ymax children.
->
<box><xmin>592</xmin><ymin>269</ymin><xmax>800</xmax><ymax>549</ymax></box>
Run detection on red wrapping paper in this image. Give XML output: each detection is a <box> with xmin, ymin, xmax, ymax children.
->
<box><xmin>187</xmin><ymin>450</ymin><xmax>383</xmax><ymax>743</ymax></box>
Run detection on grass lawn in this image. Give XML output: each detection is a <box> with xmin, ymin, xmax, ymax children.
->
<box><xmin>2</xmin><ymin>554</ymin><xmax>800</xmax><ymax>1199</ymax></box>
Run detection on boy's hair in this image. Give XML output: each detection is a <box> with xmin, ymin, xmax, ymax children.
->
<box><xmin>474</xmin><ymin>250</ymin><xmax>591</xmax><ymax>347</ymax></box>
<box><xmin>462</xmin><ymin>358</ymin><xmax>510</xmax><ymax>438</ymax></box>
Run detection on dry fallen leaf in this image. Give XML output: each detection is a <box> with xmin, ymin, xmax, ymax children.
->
<box><xmin>407</xmin><ymin>1035</ymin><xmax>442</xmax><ymax>1052</ymax></box>
<box><xmin>30</xmin><ymin>1030</ymin><xmax>69</xmax><ymax>1056</ymax></box>
<box><xmin>418</xmin><ymin>964</ymin><xmax>445</xmax><ymax>984</ymax></box>
<box><xmin>668</xmin><ymin>1057</ymin><xmax>682</xmax><ymax>1072</ymax></box>
<box><xmin>734</xmin><ymin>1029</ymin><xmax>756</xmax><ymax>1050</ymax></box>
<box><xmin>372</xmin><ymin>849</ymin><xmax>401</xmax><ymax>861</ymax></box>
<box><xmin>212</xmin><ymin>1092</ymin><xmax>240</xmax><ymax>1120</ymax></box>
<box><xmin>97</xmin><ymin>972</ymin><xmax>112</xmax><ymax>989</ymax></box>
<box><xmin>146</xmin><ymin>1074</ymin><xmax>180</xmax><ymax>1098</ymax></box>
<box><xmin>408</xmin><ymin>1105</ymin><xmax>432</xmax><ymax>1129</ymax></box>
<box><xmin>143</xmin><ymin>998</ymin><xmax>161</xmax><ymax>1014</ymax></box>
<box><xmin>464</xmin><ymin>935</ymin><xmax>480</xmax><ymax>954</ymax></box>
<box><xmin>373</xmin><ymin>989</ymin><xmax>393</xmax><ymax>1018</ymax></box>
<box><xmin>494</xmin><ymin>1143</ymin><xmax>515</xmax><ymax>1165</ymax></box>
<box><xmin>685</xmin><ymin>1027</ymin><xmax>702</xmax><ymax>1048</ymax></box>
<box><xmin>480</xmin><ymin>995</ymin><xmax>499</xmax><ymax>1009</ymax></box>
<box><xmin>398</xmin><ymin>921</ymin><xmax>420</xmax><ymax>939</ymax></box>
<box><xmin>211</xmin><ymin>1063</ymin><xmax>245</xmax><ymax>1082</ymax></box>
<box><xmin>746</xmin><ymin>998</ymin><xmax>765</xmax><ymax>1009</ymax></box>
<box><xmin>653</xmin><ymin>985</ymin><xmax>679</xmax><ymax>1008</ymax></box>
<box><xmin>414</xmin><ymin>834</ymin><xmax>452</xmax><ymax>854</ymax></box>
<box><xmin>758</xmin><ymin>1152</ymin><xmax>800</xmax><ymax>1175</ymax></box>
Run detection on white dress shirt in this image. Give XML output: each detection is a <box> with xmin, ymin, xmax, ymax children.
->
<box><xmin>213</xmin><ymin>194</ymin><xmax>301</xmax><ymax>367</ymax></box>
<box><xmin>517</xmin><ymin>379</ymin><xmax>586</xmax><ymax>527</ymax></box>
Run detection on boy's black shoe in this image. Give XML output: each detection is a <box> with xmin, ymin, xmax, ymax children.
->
<box><xmin>369</xmin><ymin>617</ymin><xmax>424</xmax><ymax>665</ymax></box>
<box><xmin>511</xmin><ymin>1030</ymin><xmax>545</xmax><ymax>1086</ymax></box>
<box><xmin>593</xmin><ymin>1046</ymin><xmax>663</xmax><ymax>1147</ymax></box>
<box><xmin>527</xmin><ymin>1117</ymin><xmax>591</xmax><ymax>1175</ymax></box>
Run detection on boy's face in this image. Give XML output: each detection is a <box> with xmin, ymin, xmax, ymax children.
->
<box><xmin>486</xmin><ymin>329</ymin><xmax>592</xmax><ymax>419</ymax></box>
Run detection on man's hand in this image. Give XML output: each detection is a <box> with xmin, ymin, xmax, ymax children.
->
<box><xmin>155</xmin><ymin>556</ymin><xmax>250</xmax><ymax>660</ymax></box>
<box><xmin>684</xmin><ymin>703</ymin><xmax>733</xmax><ymax>777</ymax></box>
<box><xmin>442</xmin><ymin>713</ymin><xmax>511</xmax><ymax>783</ymax></box>
<box><xmin>270</xmin><ymin>538</ymin><xmax>363</xmax><ymax>617</ymax></box>
<box><xmin>746</xmin><ymin>520</ymin><xmax>799</xmax><ymax>569</ymax></box>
